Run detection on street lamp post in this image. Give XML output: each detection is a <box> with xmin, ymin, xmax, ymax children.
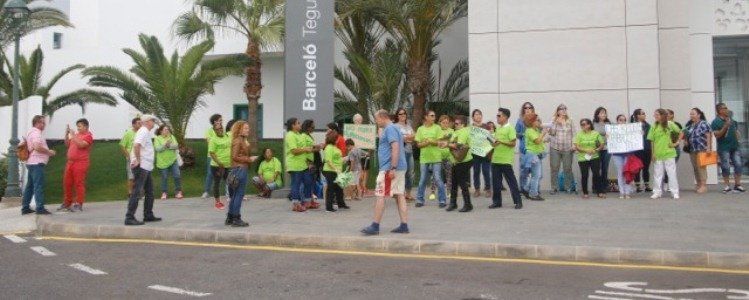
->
<box><xmin>3</xmin><ymin>0</ymin><xmax>30</xmax><ymax>198</ymax></box>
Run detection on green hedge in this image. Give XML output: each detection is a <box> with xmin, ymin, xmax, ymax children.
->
<box><xmin>0</xmin><ymin>158</ymin><xmax>7</xmax><ymax>197</ymax></box>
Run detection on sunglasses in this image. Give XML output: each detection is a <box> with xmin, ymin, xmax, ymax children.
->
<box><xmin>398</xmin><ymin>113</ymin><xmax>406</xmax><ymax>115</ymax></box>
<box><xmin>558</xmin><ymin>108</ymin><xmax>567</xmax><ymax>111</ymax></box>
<box><xmin>428</xmin><ymin>114</ymin><xmax>435</xmax><ymax>117</ymax></box>
<box><xmin>523</xmin><ymin>106</ymin><xmax>534</xmax><ymax>109</ymax></box>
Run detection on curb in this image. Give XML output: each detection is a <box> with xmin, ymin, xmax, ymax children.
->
<box><xmin>36</xmin><ymin>217</ymin><xmax>749</xmax><ymax>270</ymax></box>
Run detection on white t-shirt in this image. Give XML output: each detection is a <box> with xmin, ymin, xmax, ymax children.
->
<box><xmin>130</xmin><ymin>127</ymin><xmax>155</xmax><ymax>171</ymax></box>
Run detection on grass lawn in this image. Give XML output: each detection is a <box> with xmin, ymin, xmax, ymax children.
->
<box><xmin>42</xmin><ymin>139</ymin><xmax>382</xmax><ymax>204</ymax></box>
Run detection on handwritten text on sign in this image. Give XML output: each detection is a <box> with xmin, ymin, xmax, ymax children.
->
<box><xmin>470</xmin><ymin>126</ymin><xmax>494</xmax><ymax>157</ymax></box>
<box><xmin>605</xmin><ymin>123</ymin><xmax>643</xmax><ymax>154</ymax></box>
<box><xmin>343</xmin><ymin>124</ymin><xmax>377</xmax><ymax>149</ymax></box>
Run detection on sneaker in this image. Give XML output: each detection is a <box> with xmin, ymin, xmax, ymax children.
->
<box><xmin>325</xmin><ymin>208</ymin><xmax>337</xmax><ymax>213</ymax></box>
<box><xmin>71</xmin><ymin>204</ymin><xmax>82</xmax><ymax>212</ymax></box>
<box><xmin>176</xmin><ymin>191</ymin><xmax>184</xmax><ymax>199</ymax></box>
<box><xmin>734</xmin><ymin>186</ymin><xmax>746</xmax><ymax>193</ymax></box>
<box><xmin>160</xmin><ymin>192</ymin><xmax>168</xmax><ymax>200</ymax></box>
<box><xmin>214</xmin><ymin>201</ymin><xmax>225</xmax><ymax>210</ymax></box>
<box><xmin>56</xmin><ymin>205</ymin><xmax>72</xmax><ymax>212</ymax></box>
<box><xmin>723</xmin><ymin>186</ymin><xmax>733</xmax><ymax>194</ymax></box>
<box><xmin>390</xmin><ymin>225</ymin><xmax>409</xmax><ymax>234</ymax></box>
<box><xmin>124</xmin><ymin>218</ymin><xmax>144</xmax><ymax>226</ymax></box>
<box><xmin>361</xmin><ymin>225</ymin><xmax>379</xmax><ymax>236</ymax></box>
<box><xmin>438</xmin><ymin>203</ymin><xmax>447</xmax><ymax>208</ymax></box>
<box><xmin>673</xmin><ymin>194</ymin><xmax>680</xmax><ymax>199</ymax></box>
<box><xmin>528</xmin><ymin>195</ymin><xmax>545</xmax><ymax>201</ymax></box>
<box><xmin>21</xmin><ymin>208</ymin><xmax>35</xmax><ymax>215</ymax></box>
<box><xmin>201</xmin><ymin>192</ymin><xmax>209</xmax><ymax>199</ymax></box>
<box><xmin>415</xmin><ymin>203</ymin><xmax>424</xmax><ymax>208</ymax></box>
<box><xmin>650</xmin><ymin>194</ymin><xmax>661</xmax><ymax>199</ymax></box>
<box><xmin>36</xmin><ymin>209</ymin><xmax>52</xmax><ymax>215</ymax></box>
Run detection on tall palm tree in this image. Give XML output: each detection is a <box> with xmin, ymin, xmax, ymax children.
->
<box><xmin>0</xmin><ymin>0</ymin><xmax>72</xmax><ymax>48</ymax></box>
<box><xmin>173</xmin><ymin>0</ymin><xmax>284</xmax><ymax>153</ymax></box>
<box><xmin>83</xmin><ymin>34</ymin><xmax>245</xmax><ymax>167</ymax></box>
<box><xmin>0</xmin><ymin>47</ymin><xmax>117</xmax><ymax>117</ymax></box>
<box><xmin>364</xmin><ymin>0</ymin><xmax>467</xmax><ymax>128</ymax></box>
<box><xmin>428</xmin><ymin>58</ymin><xmax>469</xmax><ymax>117</ymax></box>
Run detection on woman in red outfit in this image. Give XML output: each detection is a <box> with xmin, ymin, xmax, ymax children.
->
<box><xmin>59</xmin><ymin>118</ymin><xmax>94</xmax><ymax>212</ymax></box>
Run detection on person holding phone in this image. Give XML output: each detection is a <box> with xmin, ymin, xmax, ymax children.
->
<box><xmin>60</xmin><ymin>119</ymin><xmax>94</xmax><ymax>212</ymax></box>
<box><xmin>711</xmin><ymin>103</ymin><xmax>745</xmax><ymax>193</ymax></box>
<box><xmin>225</xmin><ymin>121</ymin><xmax>258</xmax><ymax>227</ymax></box>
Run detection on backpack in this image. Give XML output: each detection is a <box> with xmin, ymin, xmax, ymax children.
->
<box><xmin>17</xmin><ymin>138</ymin><xmax>29</xmax><ymax>162</ymax></box>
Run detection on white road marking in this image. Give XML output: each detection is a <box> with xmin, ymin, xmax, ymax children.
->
<box><xmin>4</xmin><ymin>234</ymin><xmax>27</xmax><ymax>243</ymax></box>
<box><xmin>594</xmin><ymin>290</ymin><xmax>674</xmax><ymax>300</ymax></box>
<box><xmin>68</xmin><ymin>263</ymin><xmax>108</xmax><ymax>275</ymax></box>
<box><xmin>147</xmin><ymin>285</ymin><xmax>212</xmax><ymax>297</ymax></box>
<box><xmin>588</xmin><ymin>296</ymin><xmax>631</xmax><ymax>300</ymax></box>
<box><xmin>30</xmin><ymin>246</ymin><xmax>56</xmax><ymax>257</ymax></box>
<box><xmin>601</xmin><ymin>282</ymin><xmax>749</xmax><ymax>299</ymax></box>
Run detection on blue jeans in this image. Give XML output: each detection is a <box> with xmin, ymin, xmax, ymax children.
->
<box><xmin>405</xmin><ymin>152</ymin><xmax>414</xmax><ymax>191</ymax></box>
<box><xmin>719</xmin><ymin>149</ymin><xmax>744</xmax><ymax>178</ymax></box>
<box><xmin>289</xmin><ymin>171</ymin><xmax>305</xmax><ymax>202</ymax></box>
<box><xmin>523</xmin><ymin>153</ymin><xmax>544</xmax><ymax>197</ymax></box>
<box><xmin>159</xmin><ymin>162</ymin><xmax>182</xmax><ymax>193</ymax></box>
<box><xmin>472</xmin><ymin>155</ymin><xmax>492</xmax><ymax>190</ymax></box>
<box><xmin>22</xmin><ymin>164</ymin><xmax>46</xmax><ymax>211</ymax></box>
<box><xmin>519</xmin><ymin>154</ymin><xmax>530</xmax><ymax>192</ymax></box>
<box><xmin>228</xmin><ymin>167</ymin><xmax>248</xmax><ymax>215</ymax></box>
<box><xmin>303</xmin><ymin>170</ymin><xmax>315</xmax><ymax>200</ymax></box>
<box><xmin>417</xmin><ymin>163</ymin><xmax>447</xmax><ymax>204</ymax></box>
<box><xmin>203</xmin><ymin>158</ymin><xmax>213</xmax><ymax>194</ymax></box>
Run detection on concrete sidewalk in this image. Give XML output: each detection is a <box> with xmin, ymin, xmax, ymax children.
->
<box><xmin>31</xmin><ymin>191</ymin><xmax>749</xmax><ymax>270</ymax></box>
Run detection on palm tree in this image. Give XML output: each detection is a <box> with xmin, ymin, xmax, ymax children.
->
<box><xmin>173</xmin><ymin>0</ymin><xmax>284</xmax><ymax>153</ymax></box>
<box><xmin>83</xmin><ymin>34</ymin><xmax>245</xmax><ymax>167</ymax></box>
<box><xmin>363</xmin><ymin>0</ymin><xmax>467</xmax><ymax>128</ymax></box>
<box><xmin>0</xmin><ymin>0</ymin><xmax>72</xmax><ymax>48</ymax></box>
<box><xmin>0</xmin><ymin>47</ymin><xmax>117</xmax><ymax>117</ymax></box>
<box><xmin>428</xmin><ymin>58</ymin><xmax>469</xmax><ymax>117</ymax></box>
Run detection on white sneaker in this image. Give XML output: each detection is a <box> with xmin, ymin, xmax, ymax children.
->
<box><xmin>673</xmin><ymin>194</ymin><xmax>680</xmax><ymax>199</ymax></box>
<box><xmin>722</xmin><ymin>186</ymin><xmax>732</xmax><ymax>194</ymax></box>
<box><xmin>650</xmin><ymin>194</ymin><xmax>661</xmax><ymax>199</ymax></box>
<box><xmin>618</xmin><ymin>195</ymin><xmax>625</xmax><ymax>199</ymax></box>
<box><xmin>201</xmin><ymin>192</ymin><xmax>209</xmax><ymax>199</ymax></box>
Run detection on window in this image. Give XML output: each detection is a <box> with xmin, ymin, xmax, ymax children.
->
<box><xmin>233</xmin><ymin>104</ymin><xmax>263</xmax><ymax>138</ymax></box>
<box><xmin>53</xmin><ymin>32</ymin><xmax>62</xmax><ymax>49</ymax></box>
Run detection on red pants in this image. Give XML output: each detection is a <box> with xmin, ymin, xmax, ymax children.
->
<box><xmin>63</xmin><ymin>160</ymin><xmax>90</xmax><ymax>207</ymax></box>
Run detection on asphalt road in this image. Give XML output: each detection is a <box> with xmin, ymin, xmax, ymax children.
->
<box><xmin>0</xmin><ymin>234</ymin><xmax>747</xmax><ymax>300</ymax></box>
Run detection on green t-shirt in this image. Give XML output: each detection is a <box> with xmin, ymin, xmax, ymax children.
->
<box><xmin>524</xmin><ymin>128</ymin><xmax>545</xmax><ymax>154</ymax></box>
<box><xmin>300</xmin><ymin>133</ymin><xmax>315</xmax><ymax>163</ymax></box>
<box><xmin>710</xmin><ymin>117</ymin><xmax>739</xmax><ymax>152</ymax></box>
<box><xmin>647</xmin><ymin>121</ymin><xmax>680</xmax><ymax>161</ymax></box>
<box><xmin>205</xmin><ymin>128</ymin><xmax>217</xmax><ymax>157</ymax></box>
<box><xmin>285</xmin><ymin>131</ymin><xmax>308</xmax><ymax>172</ymax></box>
<box><xmin>415</xmin><ymin>124</ymin><xmax>444</xmax><ymax>164</ymax></box>
<box><xmin>441</xmin><ymin>128</ymin><xmax>454</xmax><ymax>161</ymax></box>
<box><xmin>119</xmin><ymin>129</ymin><xmax>136</xmax><ymax>153</ymax></box>
<box><xmin>574</xmin><ymin>131</ymin><xmax>604</xmax><ymax>162</ymax></box>
<box><xmin>154</xmin><ymin>135</ymin><xmax>179</xmax><ymax>169</ymax></box>
<box><xmin>450</xmin><ymin>127</ymin><xmax>473</xmax><ymax>163</ymax></box>
<box><xmin>208</xmin><ymin>133</ymin><xmax>231</xmax><ymax>167</ymax></box>
<box><xmin>492</xmin><ymin>124</ymin><xmax>516</xmax><ymax>165</ymax></box>
<box><xmin>258</xmin><ymin>157</ymin><xmax>283</xmax><ymax>187</ymax></box>
<box><xmin>323</xmin><ymin>144</ymin><xmax>343</xmax><ymax>172</ymax></box>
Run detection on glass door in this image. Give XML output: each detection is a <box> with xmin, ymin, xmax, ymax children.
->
<box><xmin>713</xmin><ymin>37</ymin><xmax>749</xmax><ymax>177</ymax></box>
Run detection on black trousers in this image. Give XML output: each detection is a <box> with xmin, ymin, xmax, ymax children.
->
<box><xmin>126</xmin><ymin>167</ymin><xmax>155</xmax><ymax>219</ymax></box>
<box><xmin>579</xmin><ymin>158</ymin><xmax>602</xmax><ymax>195</ymax></box>
<box><xmin>450</xmin><ymin>161</ymin><xmax>472</xmax><ymax>206</ymax></box>
<box><xmin>634</xmin><ymin>149</ymin><xmax>651</xmax><ymax>185</ymax></box>
<box><xmin>212</xmin><ymin>166</ymin><xmax>228</xmax><ymax>199</ymax></box>
<box><xmin>322</xmin><ymin>171</ymin><xmax>346</xmax><ymax>210</ymax></box>
<box><xmin>491</xmin><ymin>163</ymin><xmax>522</xmax><ymax>206</ymax></box>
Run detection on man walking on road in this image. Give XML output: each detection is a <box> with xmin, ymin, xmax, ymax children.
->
<box><xmin>125</xmin><ymin>115</ymin><xmax>162</xmax><ymax>225</ymax></box>
<box><xmin>21</xmin><ymin>115</ymin><xmax>56</xmax><ymax>215</ymax></box>
<box><xmin>361</xmin><ymin>110</ymin><xmax>409</xmax><ymax>235</ymax></box>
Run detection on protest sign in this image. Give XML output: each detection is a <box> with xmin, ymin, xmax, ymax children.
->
<box><xmin>605</xmin><ymin>123</ymin><xmax>643</xmax><ymax>154</ymax></box>
<box><xmin>470</xmin><ymin>126</ymin><xmax>494</xmax><ymax>157</ymax></box>
<box><xmin>343</xmin><ymin>124</ymin><xmax>377</xmax><ymax>149</ymax></box>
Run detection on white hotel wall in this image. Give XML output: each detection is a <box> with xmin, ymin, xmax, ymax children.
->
<box><xmin>469</xmin><ymin>0</ymin><xmax>720</xmax><ymax>187</ymax></box>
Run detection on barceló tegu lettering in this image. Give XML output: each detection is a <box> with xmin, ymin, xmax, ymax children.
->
<box><xmin>302</xmin><ymin>44</ymin><xmax>317</xmax><ymax>111</ymax></box>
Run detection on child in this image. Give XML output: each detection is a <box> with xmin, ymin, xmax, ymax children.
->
<box><xmin>323</xmin><ymin>133</ymin><xmax>349</xmax><ymax>212</ymax></box>
<box><xmin>252</xmin><ymin>148</ymin><xmax>283</xmax><ymax>198</ymax></box>
<box><xmin>345</xmin><ymin>139</ymin><xmax>365</xmax><ymax>200</ymax></box>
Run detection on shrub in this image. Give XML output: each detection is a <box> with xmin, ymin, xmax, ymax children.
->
<box><xmin>0</xmin><ymin>157</ymin><xmax>7</xmax><ymax>197</ymax></box>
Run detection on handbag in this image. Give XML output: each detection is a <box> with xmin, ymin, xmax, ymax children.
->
<box><xmin>697</xmin><ymin>151</ymin><xmax>718</xmax><ymax>167</ymax></box>
<box><xmin>227</xmin><ymin>168</ymin><xmax>241</xmax><ymax>189</ymax></box>
<box><xmin>451</xmin><ymin>144</ymin><xmax>469</xmax><ymax>162</ymax></box>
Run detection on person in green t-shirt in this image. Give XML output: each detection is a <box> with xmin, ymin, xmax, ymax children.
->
<box><xmin>523</xmin><ymin>113</ymin><xmax>547</xmax><ymax>201</ymax></box>
<box><xmin>252</xmin><ymin>148</ymin><xmax>283</xmax><ymax>198</ymax></box>
<box><xmin>202</xmin><ymin>114</ymin><xmax>222</xmax><ymax>199</ymax></box>
<box><xmin>154</xmin><ymin>125</ymin><xmax>182</xmax><ymax>200</ymax></box>
<box><xmin>119</xmin><ymin>117</ymin><xmax>141</xmax><ymax>197</ymax></box>
<box><xmin>433</xmin><ymin>115</ymin><xmax>454</xmax><ymax>200</ymax></box>
<box><xmin>573</xmin><ymin>118</ymin><xmax>605</xmax><ymax>199</ymax></box>
<box><xmin>446</xmin><ymin>115</ymin><xmax>475</xmax><ymax>212</ymax></box>
<box><xmin>489</xmin><ymin>108</ymin><xmax>522</xmax><ymax>209</ymax></box>
<box><xmin>711</xmin><ymin>103</ymin><xmax>745</xmax><ymax>193</ymax></box>
<box><xmin>208</xmin><ymin>121</ymin><xmax>232</xmax><ymax>210</ymax></box>
<box><xmin>414</xmin><ymin>110</ymin><xmax>447</xmax><ymax>207</ymax></box>
<box><xmin>647</xmin><ymin>109</ymin><xmax>683</xmax><ymax>199</ymax></box>
<box><xmin>322</xmin><ymin>133</ymin><xmax>350</xmax><ymax>212</ymax></box>
<box><xmin>285</xmin><ymin>118</ymin><xmax>320</xmax><ymax>212</ymax></box>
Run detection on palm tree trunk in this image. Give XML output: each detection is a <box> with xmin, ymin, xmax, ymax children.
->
<box><xmin>244</xmin><ymin>40</ymin><xmax>262</xmax><ymax>154</ymax></box>
<box><xmin>409</xmin><ymin>59</ymin><xmax>430</xmax><ymax>129</ymax></box>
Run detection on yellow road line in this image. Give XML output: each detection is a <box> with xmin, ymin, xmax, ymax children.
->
<box><xmin>36</xmin><ymin>236</ymin><xmax>749</xmax><ymax>275</ymax></box>
<box><xmin>0</xmin><ymin>230</ymin><xmax>32</xmax><ymax>236</ymax></box>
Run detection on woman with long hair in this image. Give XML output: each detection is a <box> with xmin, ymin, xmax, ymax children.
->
<box><xmin>225</xmin><ymin>121</ymin><xmax>257</xmax><ymax>227</ymax></box>
<box><xmin>394</xmin><ymin>108</ymin><xmax>416</xmax><ymax>201</ymax></box>
<box><xmin>154</xmin><ymin>125</ymin><xmax>183</xmax><ymax>200</ymax></box>
<box><xmin>548</xmin><ymin>104</ymin><xmax>576</xmax><ymax>194</ymax></box>
<box><xmin>471</xmin><ymin>109</ymin><xmax>492</xmax><ymax>197</ymax></box>
<box><xmin>208</xmin><ymin>120</ymin><xmax>232</xmax><ymax>210</ymax></box>
<box><xmin>631</xmin><ymin>108</ymin><xmax>652</xmax><ymax>192</ymax></box>
<box><xmin>523</xmin><ymin>113</ymin><xmax>547</xmax><ymax>201</ymax></box>
<box><xmin>593</xmin><ymin>107</ymin><xmax>611</xmax><ymax>195</ymax></box>
<box><xmin>574</xmin><ymin>118</ymin><xmax>605</xmax><ymax>199</ymax></box>
<box><xmin>285</xmin><ymin>118</ymin><xmax>313</xmax><ymax>212</ymax></box>
<box><xmin>516</xmin><ymin>102</ymin><xmax>536</xmax><ymax>196</ymax></box>
<box><xmin>436</xmin><ymin>115</ymin><xmax>454</xmax><ymax>197</ymax></box>
<box><xmin>684</xmin><ymin>108</ymin><xmax>713</xmax><ymax>194</ymax></box>
<box><xmin>301</xmin><ymin>119</ymin><xmax>322</xmax><ymax>209</ymax></box>
<box><xmin>611</xmin><ymin>114</ymin><xmax>635</xmax><ymax>198</ymax></box>
<box><xmin>647</xmin><ymin>109</ymin><xmax>683</xmax><ymax>199</ymax></box>
<box><xmin>323</xmin><ymin>132</ymin><xmax>350</xmax><ymax>212</ymax></box>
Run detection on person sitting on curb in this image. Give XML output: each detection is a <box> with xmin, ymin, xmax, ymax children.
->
<box><xmin>252</xmin><ymin>148</ymin><xmax>282</xmax><ymax>198</ymax></box>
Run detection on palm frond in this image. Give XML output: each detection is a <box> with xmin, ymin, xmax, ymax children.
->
<box><xmin>44</xmin><ymin>89</ymin><xmax>117</xmax><ymax>117</ymax></box>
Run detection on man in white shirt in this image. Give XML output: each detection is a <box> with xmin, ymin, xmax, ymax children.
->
<box><xmin>125</xmin><ymin>115</ymin><xmax>162</xmax><ymax>225</ymax></box>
